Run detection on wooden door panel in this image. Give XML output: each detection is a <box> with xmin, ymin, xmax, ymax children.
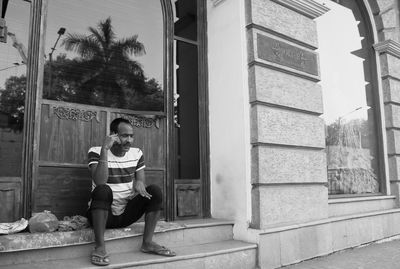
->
<box><xmin>35</xmin><ymin>102</ymin><xmax>167</xmax><ymax>219</ymax></box>
<box><xmin>145</xmin><ymin>169</ymin><xmax>166</xmax><ymax>218</ymax></box>
<box><xmin>175</xmin><ymin>183</ymin><xmax>201</xmax><ymax>217</ymax></box>
<box><xmin>111</xmin><ymin>113</ymin><xmax>165</xmax><ymax>169</ymax></box>
<box><xmin>0</xmin><ymin>130</ymin><xmax>23</xmax><ymax>176</ymax></box>
<box><xmin>0</xmin><ymin>178</ymin><xmax>22</xmax><ymax>222</ymax></box>
<box><xmin>34</xmin><ymin>166</ymin><xmax>91</xmax><ymax>218</ymax></box>
<box><xmin>39</xmin><ymin>104</ymin><xmax>107</xmax><ymax>163</ymax></box>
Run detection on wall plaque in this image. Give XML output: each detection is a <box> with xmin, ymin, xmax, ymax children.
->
<box><xmin>256</xmin><ymin>34</ymin><xmax>319</xmax><ymax>76</ymax></box>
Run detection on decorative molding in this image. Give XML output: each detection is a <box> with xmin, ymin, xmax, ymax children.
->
<box><xmin>251</xmin><ymin>141</ymin><xmax>325</xmax><ymax>151</ymax></box>
<box><xmin>373</xmin><ymin>40</ymin><xmax>400</xmax><ymax>58</ymax></box>
<box><xmin>250</xmin><ymin>61</ymin><xmax>320</xmax><ymax>82</ymax></box>
<box><xmin>211</xmin><ymin>0</ymin><xmax>226</xmax><ymax>7</ymax></box>
<box><xmin>249</xmin><ymin>100</ymin><xmax>323</xmax><ymax>116</ymax></box>
<box><xmin>252</xmin><ymin>182</ymin><xmax>328</xmax><ymax>187</ymax></box>
<box><xmin>53</xmin><ymin>106</ymin><xmax>99</xmax><ymax>122</ymax></box>
<box><xmin>271</xmin><ymin>0</ymin><xmax>330</xmax><ymax>19</ymax></box>
<box><xmin>123</xmin><ymin>115</ymin><xmax>161</xmax><ymax>129</ymax></box>
<box><xmin>328</xmin><ymin>195</ymin><xmax>396</xmax><ymax>204</ymax></box>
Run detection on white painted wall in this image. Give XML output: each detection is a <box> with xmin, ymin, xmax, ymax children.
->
<box><xmin>207</xmin><ymin>0</ymin><xmax>252</xmax><ymax>236</ymax></box>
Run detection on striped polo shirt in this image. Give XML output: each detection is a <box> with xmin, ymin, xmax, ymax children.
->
<box><xmin>88</xmin><ymin>146</ymin><xmax>145</xmax><ymax>216</ymax></box>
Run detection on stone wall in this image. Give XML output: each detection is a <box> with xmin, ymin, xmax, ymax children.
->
<box><xmin>378</xmin><ymin>45</ymin><xmax>400</xmax><ymax>199</ymax></box>
<box><xmin>244</xmin><ymin>0</ymin><xmax>400</xmax><ymax>267</ymax></box>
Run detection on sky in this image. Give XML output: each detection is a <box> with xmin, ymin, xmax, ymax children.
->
<box><xmin>0</xmin><ymin>0</ymin><xmax>164</xmax><ymax>89</ymax></box>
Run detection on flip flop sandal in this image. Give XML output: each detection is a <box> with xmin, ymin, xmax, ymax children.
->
<box><xmin>141</xmin><ymin>245</ymin><xmax>176</xmax><ymax>257</ymax></box>
<box><xmin>91</xmin><ymin>251</ymin><xmax>110</xmax><ymax>266</ymax></box>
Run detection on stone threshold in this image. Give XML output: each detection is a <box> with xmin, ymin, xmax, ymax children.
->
<box><xmin>0</xmin><ymin>240</ymin><xmax>257</xmax><ymax>269</ymax></box>
<box><xmin>0</xmin><ymin>218</ymin><xmax>233</xmax><ymax>253</ymax></box>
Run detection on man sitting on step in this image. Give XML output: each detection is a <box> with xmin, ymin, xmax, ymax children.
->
<box><xmin>87</xmin><ymin>117</ymin><xmax>176</xmax><ymax>266</ymax></box>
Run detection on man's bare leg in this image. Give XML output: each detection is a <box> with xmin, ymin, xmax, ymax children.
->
<box><xmin>92</xmin><ymin>209</ymin><xmax>108</xmax><ymax>255</ymax></box>
<box><xmin>141</xmin><ymin>210</ymin><xmax>176</xmax><ymax>256</ymax></box>
<box><xmin>141</xmin><ymin>210</ymin><xmax>160</xmax><ymax>248</ymax></box>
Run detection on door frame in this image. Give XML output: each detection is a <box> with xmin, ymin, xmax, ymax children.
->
<box><xmin>172</xmin><ymin>0</ymin><xmax>210</xmax><ymax>219</ymax></box>
<box><xmin>162</xmin><ymin>0</ymin><xmax>175</xmax><ymax>221</ymax></box>
<box><xmin>165</xmin><ymin>0</ymin><xmax>210</xmax><ymax>220</ymax></box>
<box><xmin>21</xmin><ymin>0</ymin><xmax>43</xmax><ymax>218</ymax></box>
<box><xmin>197</xmin><ymin>0</ymin><xmax>210</xmax><ymax>219</ymax></box>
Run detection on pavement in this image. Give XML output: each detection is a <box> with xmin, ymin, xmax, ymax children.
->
<box><xmin>280</xmin><ymin>238</ymin><xmax>400</xmax><ymax>269</ymax></box>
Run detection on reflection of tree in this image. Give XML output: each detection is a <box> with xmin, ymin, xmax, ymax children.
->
<box><xmin>43</xmin><ymin>54</ymin><xmax>83</xmax><ymax>102</ymax></box>
<box><xmin>125</xmin><ymin>78</ymin><xmax>164</xmax><ymax>111</ymax></box>
<box><xmin>0</xmin><ymin>75</ymin><xmax>26</xmax><ymax>131</ymax></box>
<box><xmin>45</xmin><ymin>17</ymin><xmax>163</xmax><ymax>111</ymax></box>
<box><xmin>326</xmin><ymin>118</ymin><xmax>371</xmax><ymax>148</ymax></box>
<box><xmin>326</xmin><ymin>119</ymin><xmax>378</xmax><ymax>194</ymax></box>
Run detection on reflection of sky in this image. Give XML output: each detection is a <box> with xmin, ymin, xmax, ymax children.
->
<box><xmin>316</xmin><ymin>1</ymin><xmax>368</xmax><ymax>124</ymax></box>
<box><xmin>0</xmin><ymin>0</ymin><xmax>163</xmax><ymax>89</ymax></box>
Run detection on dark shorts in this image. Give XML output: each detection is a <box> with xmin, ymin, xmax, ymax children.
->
<box><xmin>87</xmin><ymin>184</ymin><xmax>162</xmax><ymax>229</ymax></box>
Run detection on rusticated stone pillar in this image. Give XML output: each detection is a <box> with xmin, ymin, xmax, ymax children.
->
<box><xmin>246</xmin><ymin>0</ymin><xmax>330</xmax><ymax>229</ymax></box>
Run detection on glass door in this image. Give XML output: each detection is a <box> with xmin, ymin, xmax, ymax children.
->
<box><xmin>0</xmin><ymin>0</ymin><xmax>31</xmax><ymax>222</ymax></box>
<box><xmin>173</xmin><ymin>0</ymin><xmax>209</xmax><ymax>218</ymax></box>
<box><xmin>32</xmin><ymin>0</ymin><xmax>169</xmax><ymax>219</ymax></box>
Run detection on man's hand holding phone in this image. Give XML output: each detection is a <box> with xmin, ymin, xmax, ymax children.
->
<box><xmin>103</xmin><ymin>134</ymin><xmax>121</xmax><ymax>150</ymax></box>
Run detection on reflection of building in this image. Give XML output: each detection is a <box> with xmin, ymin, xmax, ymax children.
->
<box><xmin>2</xmin><ymin>0</ymin><xmax>400</xmax><ymax>268</ymax></box>
<box><xmin>0</xmin><ymin>124</ymin><xmax>23</xmax><ymax>177</ymax></box>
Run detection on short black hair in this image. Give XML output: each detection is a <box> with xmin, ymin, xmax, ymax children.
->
<box><xmin>110</xmin><ymin>118</ymin><xmax>132</xmax><ymax>134</ymax></box>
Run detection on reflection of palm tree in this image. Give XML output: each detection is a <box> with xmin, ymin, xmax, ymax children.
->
<box><xmin>62</xmin><ymin>17</ymin><xmax>146</xmax><ymax>107</ymax></box>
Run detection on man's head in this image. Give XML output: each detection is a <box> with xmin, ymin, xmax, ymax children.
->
<box><xmin>110</xmin><ymin>118</ymin><xmax>134</xmax><ymax>153</ymax></box>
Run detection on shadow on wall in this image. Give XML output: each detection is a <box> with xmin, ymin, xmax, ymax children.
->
<box><xmin>215</xmin><ymin>174</ymin><xmax>235</xmax><ymax>218</ymax></box>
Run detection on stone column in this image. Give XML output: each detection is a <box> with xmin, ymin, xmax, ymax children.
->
<box><xmin>246</xmin><ymin>0</ymin><xmax>330</xmax><ymax>229</ymax></box>
<box><xmin>369</xmin><ymin>0</ymin><xmax>400</xmax><ymax>203</ymax></box>
<box><xmin>374</xmin><ymin>40</ymin><xmax>400</xmax><ymax>202</ymax></box>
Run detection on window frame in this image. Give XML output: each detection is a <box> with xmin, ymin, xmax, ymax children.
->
<box><xmin>320</xmin><ymin>0</ymin><xmax>390</xmax><ymax>198</ymax></box>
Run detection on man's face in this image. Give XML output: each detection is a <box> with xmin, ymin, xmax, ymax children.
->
<box><xmin>116</xmin><ymin>122</ymin><xmax>134</xmax><ymax>152</ymax></box>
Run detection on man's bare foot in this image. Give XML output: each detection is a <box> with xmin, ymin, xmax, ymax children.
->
<box><xmin>91</xmin><ymin>246</ymin><xmax>110</xmax><ymax>266</ymax></box>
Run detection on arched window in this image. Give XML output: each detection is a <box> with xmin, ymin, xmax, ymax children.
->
<box><xmin>317</xmin><ymin>0</ymin><xmax>382</xmax><ymax>195</ymax></box>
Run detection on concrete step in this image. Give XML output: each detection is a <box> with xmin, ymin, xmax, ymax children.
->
<box><xmin>0</xmin><ymin>219</ymin><xmax>235</xmax><ymax>266</ymax></box>
<box><xmin>0</xmin><ymin>240</ymin><xmax>257</xmax><ymax>269</ymax></box>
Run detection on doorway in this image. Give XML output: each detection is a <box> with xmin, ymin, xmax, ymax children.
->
<box><xmin>3</xmin><ymin>0</ymin><xmax>209</xmax><ymax>221</ymax></box>
<box><xmin>173</xmin><ymin>0</ymin><xmax>209</xmax><ymax>219</ymax></box>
